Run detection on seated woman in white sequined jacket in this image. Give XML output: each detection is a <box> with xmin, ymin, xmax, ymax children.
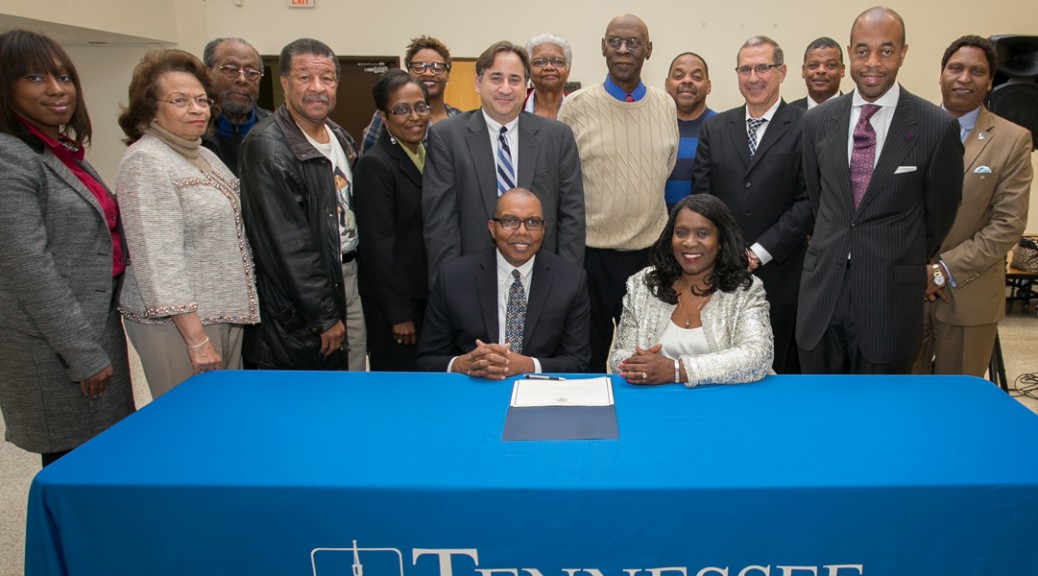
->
<box><xmin>116</xmin><ymin>49</ymin><xmax>259</xmax><ymax>398</ymax></box>
<box><xmin>609</xmin><ymin>194</ymin><xmax>773</xmax><ymax>387</ymax></box>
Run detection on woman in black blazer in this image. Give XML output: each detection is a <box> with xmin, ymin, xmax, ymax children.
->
<box><xmin>354</xmin><ymin>69</ymin><xmax>431</xmax><ymax>371</ymax></box>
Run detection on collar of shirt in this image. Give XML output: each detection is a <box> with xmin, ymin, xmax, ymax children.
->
<box><xmin>604</xmin><ymin>75</ymin><xmax>647</xmax><ymax>102</ymax></box>
<box><xmin>482</xmin><ymin>109</ymin><xmax>519</xmax><ymax>175</ymax></box>
<box><xmin>496</xmin><ymin>250</ymin><xmax>536</xmax><ymax>293</ymax></box>
<box><xmin>744</xmin><ymin>97</ymin><xmax>782</xmax><ymax>123</ymax></box>
<box><xmin>945</xmin><ymin>105</ymin><xmax>981</xmax><ymax>142</ymax></box>
<box><xmin>807</xmin><ymin>91</ymin><xmax>842</xmax><ymax>110</ymax></box>
<box><xmin>851</xmin><ymin>81</ymin><xmax>900</xmax><ymax>110</ymax></box>
<box><xmin>745</xmin><ymin>98</ymin><xmax>782</xmax><ymax>143</ymax></box>
<box><xmin>215</xmin><ymin>108</ymin><xmax>258</xmax><ymax>139</ymax></box>
<box><xmin>849</xmin><ymin>83</ymin><xmax>901</xmax><ymax>165</ymax></box>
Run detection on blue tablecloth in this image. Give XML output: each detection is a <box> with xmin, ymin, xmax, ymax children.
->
<box><xmin>25</xmin><ymin>372</ymin><xmax>1038</xmax><ymax>575</ymax></box>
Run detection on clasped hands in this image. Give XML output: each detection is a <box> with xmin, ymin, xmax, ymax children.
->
<box><xmin>619</xmin><ymin>344</ymin><xmax>677</xmax><ymax>386</ymax></box>
<box><xmin>453</xmin><ymin>339</ymin><xmax>535</xmax><ymax>380</ymax></box>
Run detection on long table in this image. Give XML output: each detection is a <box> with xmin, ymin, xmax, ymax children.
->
<box><xmin>25</xmin><ymin>372</ymin><xmax>1038</xmax><ymax>575</ymax></box>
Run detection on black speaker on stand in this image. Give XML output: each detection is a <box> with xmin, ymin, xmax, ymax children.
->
<box><xmin>986</xmin><ymin>35</ymin><xmax>1038</xmax><ymax>150</ymax></box>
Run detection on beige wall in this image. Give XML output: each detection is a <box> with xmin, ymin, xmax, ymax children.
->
<box><xmin>3</xmin><ymin>0</ymin><xmax>1036</xmax><ymax>230</ymax></box>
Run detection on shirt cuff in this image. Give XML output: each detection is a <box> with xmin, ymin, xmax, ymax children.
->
<box><xmin>447</xmin><ymin>356</ymin><xmax>457</xmax><ymax>373</ymax></box>
<box><xmin>938</xmin><ymin>259</ymin><xmax>957</xmax><ymax>288</ymax></box>
<box><xmin>532</xmin><ymin>357</ymin><xmax>542</xmax><ymax>373</ymax></box>
<box><xmin>750</xmin><ymin>243</ymin><xmax>773</xmax><ymax>266</ymax></box>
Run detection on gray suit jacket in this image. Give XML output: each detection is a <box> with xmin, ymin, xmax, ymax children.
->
<box><xmin>796</xmin><ymin>87</ymin><xmax>964</xmax><ymax>363</ymax></box>
<box><xmin>0</xmin><ymin>133</ymin><xmax>134</xmax><ymax>453</ymax></box>
<box><xmin>422</xmin><ymin>110</ymin><xmax>585</xmax><ymax>281</ymax></box>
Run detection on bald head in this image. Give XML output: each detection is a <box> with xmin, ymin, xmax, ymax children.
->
<box><xmin>605</xmin><ymin>14</ymin><xmax>649</xmax><ymax>37</ymax></box>
<box><xmin>852</xmin><ymin>6</ymin><xmax>906</xmax><ymax>46</ymax></box>
<box><xmin>847</xmin><ymin>6</ymin><xmax>908</xmax><ymax>102</ymax></box>
<box><xmin>602</xmin><ymin>13</ymin><xmax>653</xmax><ymax>93</ymax></box>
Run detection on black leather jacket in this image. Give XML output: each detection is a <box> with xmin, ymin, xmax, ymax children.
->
<box><xmin>238</xmin><ymin>105</ymin><xmax>357</xmax><ymax>369</ymax></box>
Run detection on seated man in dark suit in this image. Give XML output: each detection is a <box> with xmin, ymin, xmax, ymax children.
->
<box><xmin>417</xmin><ymin>188</ymin><xmax>591</xmax><ymax>378</ymax></box>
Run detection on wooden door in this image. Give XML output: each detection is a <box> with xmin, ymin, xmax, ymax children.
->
<box><xmin>257</xmin><ymin>55</ymin><xmax>400</xmax><ymax>143</ymax></box>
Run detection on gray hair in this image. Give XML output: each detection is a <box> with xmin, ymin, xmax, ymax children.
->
<box><xmin>525</xmin><ymin>32</ymin><xmax>573</xmax><ymax>66</ymax></box>
<box><xmin>279</xmin><ymin>38</ymin><xmax>339</xmax><ymax>78</ymax></box>
<box><xmin>202</xmin><ymin>37</ymin><xmax>259</xmax><ymax>68</ymax></box>
<box><xmin>739</xmin><ymin>35</ymin><xmax>784</xmax><ymax>67</ymax></box>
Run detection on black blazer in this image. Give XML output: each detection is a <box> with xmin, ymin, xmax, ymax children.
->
<box><xmin>691</xmin><ymin>100</ymin><xmax>812</xmax><ymax>305</ymax></box>
<box><xmin>416</xmin><ymin>249</ymin><xmax>591</xmax><ymax>373</ymax></box>
<box><xmin>354</xmin><ymin>130</ymin><xmax>428</xmax><ymax>325</ymax></box>
<box><xmin>422</xmin><ymin>110</ymin><xmax>585</xmax><ymax>283</ymax></box>
<box><xmin>796</xmin><ymin>88</ymin><xmax>964</xmax><ymax>363</ymax></box>
<box><xmin>789</xmin><ymin>97</ymin><xmax>809</xmax><ymax>110</ymax></box>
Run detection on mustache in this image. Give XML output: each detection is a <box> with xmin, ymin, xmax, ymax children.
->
<box><xmin>303</xmin><ymin>93</ymin><xmax>331</xmax><ymax>104</ymax></box>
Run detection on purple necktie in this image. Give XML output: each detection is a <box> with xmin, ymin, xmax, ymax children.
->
<box><xmin>850</xmin><ymin>104</ymin><xmax>880</xmax><ymax>210</ymax></box>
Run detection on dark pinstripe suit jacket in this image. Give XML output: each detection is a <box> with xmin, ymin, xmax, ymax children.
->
<box><xmin>795</xmin><ymin>87</ymin><xmax>964</xmax><ymax>363</ymax></box>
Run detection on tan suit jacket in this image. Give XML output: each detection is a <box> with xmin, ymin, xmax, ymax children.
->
<box><xmin>934</xmin><ymin>106</ymin><xmax>1033</xmax><ymax>326</ymax></box>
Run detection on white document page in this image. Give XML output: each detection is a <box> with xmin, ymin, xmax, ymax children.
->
<box><xmin>509</xmin><ymin>377</ymin><xmax>614</xmax><ymax>407</ymax></box>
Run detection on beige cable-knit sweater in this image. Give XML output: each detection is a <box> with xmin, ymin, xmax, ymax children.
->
<box><xmin>559</xmin><ymin>83</ymin><xmax>678</xmax><ymax>251</ymax></box>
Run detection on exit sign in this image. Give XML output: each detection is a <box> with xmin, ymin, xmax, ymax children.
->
<box><xmin>289</xmin><ymin>0</ymin><xmax>315</xmax><ymax>7</ymax></box>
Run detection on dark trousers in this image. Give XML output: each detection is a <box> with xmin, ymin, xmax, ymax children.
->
<box><xmin>585</xmin><ymin>246</ymin><xmax>652</xmax><ymax>373</ymax></box>
<box><xmin>41</xmin><ymin>450</ymin><xmax>71</xmax><ymax>467</ymax></box>
<box><xmin>798</xmin><ymin>266</ymin><xmax>912</xmax><ymax>375</ymax></box>
<box><xmin>364</xmin><ymin>298</ymin><xmax>427</xmax><ymax>371</ymax></box>
<box><xmin>769</xmin><ymin>302</ymin><xmax>800</xmax><ymax>374</ymax></box>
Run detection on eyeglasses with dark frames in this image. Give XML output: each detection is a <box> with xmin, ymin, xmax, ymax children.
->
<box><xmin>492</xmin><ymin>217</ymin><xmax>546</xmax><ymax>231</ymax></box>
<box><xmin>408</xmin><ymin>62</ymin><xmax>450</xmax><ymax>75</ymax></box>
<box><xmin>387</xmin><ymin>102</ymin><xmax>432</xmax><ymax>117</ymax></box>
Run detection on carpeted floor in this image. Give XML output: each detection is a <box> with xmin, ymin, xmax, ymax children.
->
<box><xmin>2</xmin><ymin>307</ymin><xmax>1036</xmax><ymax>575</ymax></box>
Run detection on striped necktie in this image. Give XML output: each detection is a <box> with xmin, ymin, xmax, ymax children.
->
<box><xmin>496</xmin><ymin>126</ymin><xmax>515</xmax><ymax>195</ymax></box>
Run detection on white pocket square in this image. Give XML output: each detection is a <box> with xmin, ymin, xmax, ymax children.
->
<box><xmin>973</xmin><ymin>165</ymin><xmax>993</xmax><ymax>174</ymax></box>
<box><xmin>894</xmin><ymin>166</ymin><xmax>917</xmax><ymax>174</ymax></box>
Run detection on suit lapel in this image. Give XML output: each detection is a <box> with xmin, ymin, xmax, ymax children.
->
<box><xmin>860</xmin><ymin>89</ymin><xmax>918</xmax><ymax>211</ymax></box>
<box><xmin>725</xmin><ymin>107</ymin><xmax>751</xmax><ymax>168</ymax></box>
<box><xmin>476</xmin><ymin>252</ymin><xmax>499</xmax><ymax>341</ymax></box>
<box><xmin>522</xmin><ymin>255</ymin><xmax>551</xmax><ymax>349</ymax></box>
<box><xmin>962</xmin><ymin>107</ymin><xmax>994</xmax><ymax>173</ymax></box>
<box><xmin>39</xmin><ymin>151</ymin><xmax>107</xmax><ymax>219</ymax></box>
<box><xmin>516</xmin><ymin>114</ymin><xmax>540</xmax><ymax>190</ymax></box>
<box><xmin>747</xmin><ymin>101</ymin><xmax>790</xmax><ymax>172</ymax></box>
<box><xmin>384</xmin><ymin>132</ymin><xmax>422</xmax><ymax>188</ymax></box>
<box><xmin>464</xmin><ymin>112</ymin><xmax>499</xmax><ymax>220</ymax></box>
<box><xmin>822</xmin><ymin>96</ymin><xmax>854</xmax><ymax>214</ymax></box>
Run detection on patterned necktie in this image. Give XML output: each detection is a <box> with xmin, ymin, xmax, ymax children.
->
<box><xmin>496</xmin><ymin>126</ymin><xmax>516</xmax><ymax>196</ymax></box>
<box><xmin>747</xmin><ymin>117</ymin><xmax>767</xmax><ymax>156</ymax></box>
<box><xmin>850</xmin><ymin>104</ymin><xmax>881</xmax><ymax>210</ymax></box>
<box><xmin>624</xmin><ymin>93</ymin><xmax>635</xmax><ymax>103</ymax></box>
<box><xmin>505</xmin><ymin>269</ymin><xmax>526</xmax><ymax>354</ymax></box>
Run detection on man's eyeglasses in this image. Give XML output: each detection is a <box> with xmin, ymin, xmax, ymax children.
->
<box><xmin>218</xmin><ymin>65</ymin><xmax>264</xmax><ymax>81</ymax></box>
<box><xmin>735</xmin><ymin>64</ymin><xmax>780</xmax><ymax>76</ymax></box>
<box><xmin>408</xmin><ymin>62</ymin><xmax>450</xmax><ymax>75</ymax></box>
<box><xmin>492</xmin><ymin>217</ymin><xmax>546</xmax><ymax>231</ymax></box>
<box><xmin>154</xmin><ymin>96</ymin><xmax>214</xmax><ymax>108</ymax></box>
<box><xmin>604</xmin><ymin>37</ymin><xmax>646</xmax><ymax>51</ymax></box>
<box><xmin>532</xmin><ymin>57</ymin><xmax>567</xmax><ymax>68</ymax></box>
<box><xmin>387</xmin><ymin>102</ymin><xmax>432</xmax><ymax>117</ymax></box>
